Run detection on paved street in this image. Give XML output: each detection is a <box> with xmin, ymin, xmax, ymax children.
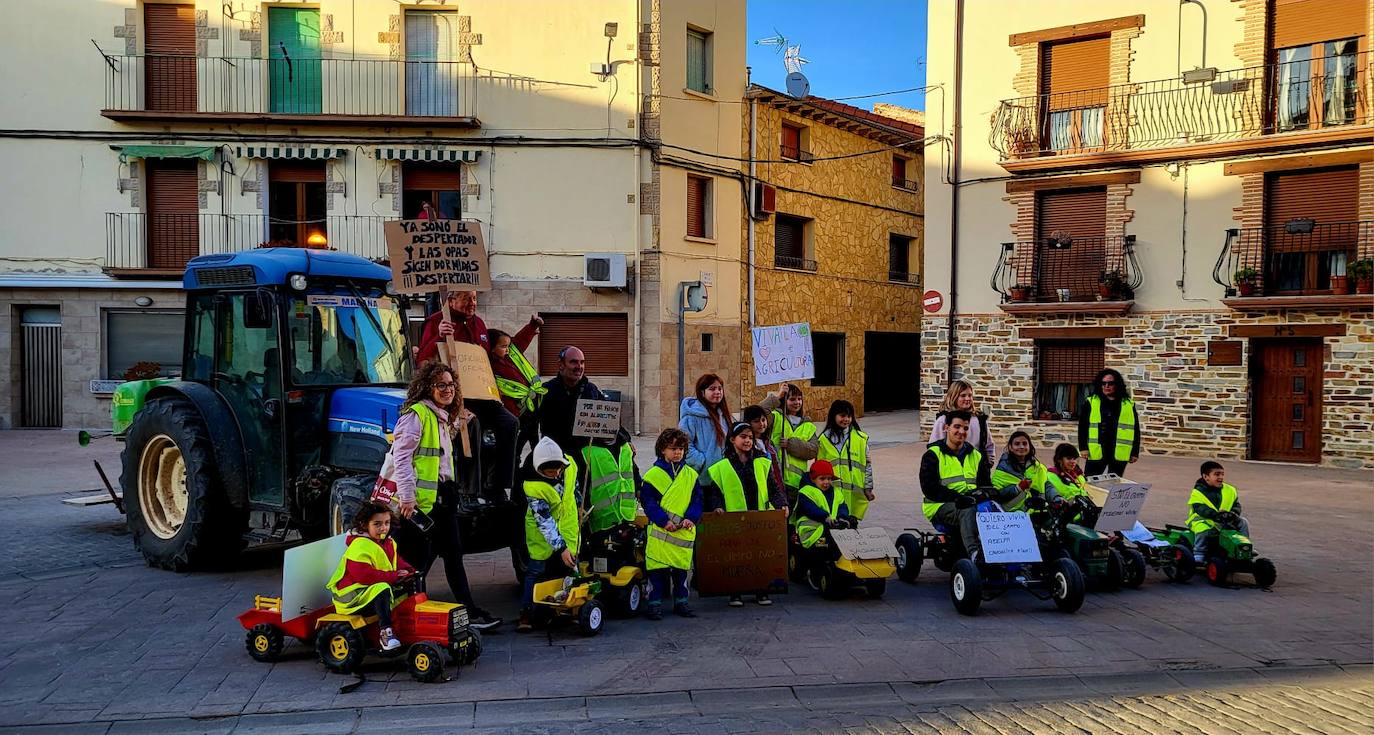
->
<box><xmin>1</xmin><ymin>422</ymin><xmax>1371</xmax><ymax>732</ymax></box>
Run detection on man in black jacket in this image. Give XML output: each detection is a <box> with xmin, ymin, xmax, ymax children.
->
<box><xmin>920</xmin><ymin>411</ymin><xmax>992</xmax><ymax>561</ymax></box>
<box><xmin>536</xmin><ymin>346</ymin><xmax>606</xmax><ymax>455</ymax></box>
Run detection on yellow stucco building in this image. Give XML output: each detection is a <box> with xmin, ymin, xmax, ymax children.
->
<box><xmin>737</xmin><ymin>87</ymin><xmax>924</xmax><ymax>416</ymax></box>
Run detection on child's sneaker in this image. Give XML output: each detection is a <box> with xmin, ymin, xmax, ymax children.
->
<box><xmin>728</xmin><ymin>595</ymin><xmax>744</xmax><ymax>607</ymax></box>
<box><xmin>756</xmin><ymin>595</ymin><xmax>772</xmax><ymax>606</ymax></box>
<box><xmin>673</xmin><ymin>602</ymin><xmax>697</xmax><ymax>618</ymax></box>
<box><xmin>515</xmin><ymin>613</ymin><xmax>534</xmax><ymax>633</ymax></box>
<box><xmin>379</xmin><ymin>627</ymin><xmax>401</xmax><ymax>652</ymax></box>
<box><xmin>646</xmin><ymin>605</ymin><xmax>663</xmax><ymax>621</ymax></box>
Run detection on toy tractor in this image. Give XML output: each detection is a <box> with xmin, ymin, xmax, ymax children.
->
<box><xmin>1037</xmin><ymin>497</ymin><xmax>1133</xmax><ymax>591</ymax></box>
<box><xmin>238</xmin><ymin>576</ymin><xmax>482</xmax><ymax>683</ymax></box>
<box><xmin>1155</xmin><ymin>515</ymin><xmax>1275</xmax><ymax>588</ymax></box>
<box><xmin>789</xmin><ymin>524</ymin><xmax>892</xmax><ymax>600</ymax></box>
<box><xmin>1107</xmin><ymin>522</ymin><xmax>1194</xmax><ymax>583</ymax></box>
<box><xmin>532</xmin><ymin>576</ymin><xmax>606</xmax><ymax>637</ymax></box>
<box><xmin>101</xmin><ymin>249</ymin><xmax>523</xmax><ymax>577</ymax></box>
<box><xmin>580</xmin><ymin>520</ymin><xmax>648</xmax><ymax>617</ymax></box>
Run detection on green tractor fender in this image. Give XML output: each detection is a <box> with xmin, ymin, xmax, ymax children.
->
<box><xmin>1217</xmin><ymin>530</ymin><xmax>1254</xmax><ymax>561</ymax></box>
<box><xmin>136</xmin><ymin>382</ymin><xmax>251</xmax><ymax>511</ymax></box>
<box><xmin>1063</xmin><ymin>523</ymin><xmax>1110</xmax><ymax>574</ymax></box>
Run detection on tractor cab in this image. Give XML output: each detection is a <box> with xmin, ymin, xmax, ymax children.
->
<box><xmin>114</xmin><ymin>249</ymin><xmax>520</xmax><ymax>572</ymax></box>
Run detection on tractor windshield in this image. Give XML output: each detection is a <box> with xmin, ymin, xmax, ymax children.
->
<box><xmin>286</xmin><ymin>286</ymin><xmax>412</xmax><ymax>386</ymax></box>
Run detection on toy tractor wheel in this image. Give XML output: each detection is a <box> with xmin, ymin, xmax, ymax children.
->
<box><xmin>787</xmin><ymin>549</ymin><xmax>808</xmax><ymax>583</ymax></box>
<box><xmin>932</xmin><ymin>542</ymin><xmax>956</xmax><ymax>573</ymax></box>
<box><xmin>328</xmin><ymin>475</ymin><xmax>374</xmax><ymax>536</ymax></box>
<box><xmin>1050</xmin><ymin>558</ymin><xmax>1086</xmax><ymax>613</ymax></box>
<box><xmin>895</xmin><ymin>533</ymin><xmax>923</xmax><ymax>583</ymax></box>
<box><xmin>408</xmin><ymin>641</ymin><xmax>446</xmax><ymax>683</ymax></box>
<box><xmin>1104</xmin><ymin>549</ymin><xmax>1125</xmax><ymax>591</ymax></box>
<box><xmin>949</xmin><ymin>559</ymin><xmax>983</xmax><ymax>616</ymax></box>
<box><xmin>1251</xmin><ymin>557</ymin><xmax>1276</xmax><ymax>588</ymax></box>
<box><xmin>458</xmin><ymin>628</ymin><xmax>483</xmax><ymax>666</ymax></box>
<box><xmin>1121</xmin><ymin>549</ymin><xmax>1147</xmax><ymax>589</ymax></box>
<box><xmin>614</xmin><ymin>582</ymin><xmax>644</xmax><ymax>618</ymax></box>
<box><xmin>246</xmin><ymin>624</ymin><xmax>284</xmax><ymax>663</ymax></box>
<box><xmin>863</xmin><ymin>578</ymin><xmax>887</xmax><ymax>598</ymax></box>
<box><xmin>1164</xmin><ymin>544</ymin><xmax>1195</xmax><ymax>583</ymax></box>
<box><xmin>1205</xmin><ymin>558</ymin><xmax>1229</xmax><ymax>586</ymax></box>
<box><xmin>578</xmin><ymin>599</ymin><xmax>605</xmax><ymax>637</ymax></box>
<box><xmin>316</xmin><ymin>623</ymin><xmax>367</xmax><ymax>674</ymax></box>
<box><xmin>122</xmin><ymin>398</ymin><xmax>247</xmax><ymax>570</ymax></box>
<box><xmin>819</xmin><ymin>566</ymin><xmax>850</xmax><ymax>601</ymax></box>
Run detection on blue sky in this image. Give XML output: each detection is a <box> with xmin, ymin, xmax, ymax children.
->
<box><xmin>746</xmin><ymin>0</ymin><xmax>927</xmax><ymax>111</ymax></box>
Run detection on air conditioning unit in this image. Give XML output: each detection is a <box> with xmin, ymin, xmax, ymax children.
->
<box><xmin>583</xmin><ymin>253</ymin><xmax>627</xmax><ymax>288</ymax></box>
<box><xmin>751</xmin><ymin>182</ymin><xmax>777</xmax><ymax>219</ymax></box>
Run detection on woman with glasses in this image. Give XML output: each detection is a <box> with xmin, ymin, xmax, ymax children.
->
<box><xmin>1076</xmin><ymin>368</ymin><xmax>1140</xmax><ymax>478</ymax></box>
<box><xmin>389</xmin><ymin>360</ymin><xmax>502</xmax><ymax>630</ymax></box>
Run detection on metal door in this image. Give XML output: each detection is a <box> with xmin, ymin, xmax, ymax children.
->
<box><xmin>20</xmin><ymin>308</ymin><xmax>62</xmax><ymax>427</ymax></box>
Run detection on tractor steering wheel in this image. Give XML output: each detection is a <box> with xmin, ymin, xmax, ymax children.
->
<box><xmin>213</xmin><ymin>371</ymin><xmax>265</xmax><ymax>404</ymax></box>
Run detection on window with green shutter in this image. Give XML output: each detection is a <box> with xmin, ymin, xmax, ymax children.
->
<box><xmin>268</xmin><ymin>7</ymin><xmax>322</xmax><ymax>114</ymax></box>
<box><xmin>686</xmin><ymin>29</ymin><xmax>712</xmax><ymax>94</ymax></box>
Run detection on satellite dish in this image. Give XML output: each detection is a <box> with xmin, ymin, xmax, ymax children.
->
<box><xmin>785</xmin><ymin>72</ymin><xmax>810</xmax><ymax>98</ymax></box>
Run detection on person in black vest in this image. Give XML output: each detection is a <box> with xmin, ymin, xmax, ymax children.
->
<box><xmin>536</xmin><ymin>346</ymin><xmax>606</xmax><ymax>454</ymax></box>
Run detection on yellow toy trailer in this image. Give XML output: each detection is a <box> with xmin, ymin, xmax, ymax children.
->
<box><xmin>532</xmin><ymin>576</ymin><xmax>605</xmax><ymax>637</ymax></box>
<box><xmin>817</xmin><ymin>527</ymin><xmax>897</xmax><ymax>600</ymax></box>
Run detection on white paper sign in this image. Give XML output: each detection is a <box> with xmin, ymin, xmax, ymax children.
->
<box><xmin>751</xmin><ymin>322</ymin><xmax>815</xmax><ymax>386</ymax></box>
<box><xmin>1123</xmin><ymin>521</ymin><xmax>1171</xmax><ymax>548</ymax></box>
<box><xmin>1094</xmin><ymin>481</ymin><xmax>1151</xmax><ymax>533</ymax></box>
<box><xmin>829</xmin><ymin>527</ymin><xmax>894</xmax><ymax>561</ymax></box>
<box><xmin>282</xmin><ymin>533</ymin><xmax>348</xmax><ymax>620</ymax></box>
<box><xmin>976</xmin><ymin>512</ymin><xmax>1043</xmax><ymax>563</ymax></box>
<box><xmin>573</xmin><ymin>399</ymin><xmax>622</xmax><ymax>439</ymax></box>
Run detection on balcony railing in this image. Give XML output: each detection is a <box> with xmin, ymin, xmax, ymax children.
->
<box><xmin>105</xmin><ymin>213</ymin><xmax>388</xmax><ymax>272</ymax></box>
<box><xmin>1213</xmin><ymin>221</ymin><xmax>1372</xmax><ymax>297</ymax></box>
<box><xmin>780</xmin><ymin>144</ymin><xmax>815</xmax><ymax>162</ymax></box>
<box><xmin>991</xmin><ymin>235</ymin><xmax>1142</xmax><ymax>303</ymax></box>
<box><xmin>991</xmin><ymin>50</ymin><xmax>1372</xmax><ymax>160</ymax></box>
<box><xmin>891</xmin><ymin>176</ymin><xmax>919</xmax><ymax>191</ymax></box>
<box><xmin>888</xmin><ymin>270</ymin><xmax>919</xmax><ymax>284</ymax></box>
<box><xmin>101</xmin><ymin>54</ymin><xmax>478</xmax><ymax>123</ymax></box>
<box><xmin>774</xmin><ymin>255</ymin><xmax>818</xmax><ymax>272</ymax></box>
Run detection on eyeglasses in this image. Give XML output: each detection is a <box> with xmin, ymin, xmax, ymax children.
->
<box><xmin>435</xmin><ymin>382</ymin><xmax>457</xmax><ymax>390</ymax></box>
<box><xmin>1101</xmin><ymin>380</ymin><xmax>1117</xmax><ymax>385</ymax></box>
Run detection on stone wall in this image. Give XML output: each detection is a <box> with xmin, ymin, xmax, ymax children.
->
<box><xmin>922</xmin><ymin>308</ymin><xmax>1374</xmax><ymax>469</ymax></box>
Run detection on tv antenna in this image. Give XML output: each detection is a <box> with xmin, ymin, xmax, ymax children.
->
<box><xmin>754</xmin><ymin>29</ymin><xmax>810</xmax><ymax>98</ymax></box>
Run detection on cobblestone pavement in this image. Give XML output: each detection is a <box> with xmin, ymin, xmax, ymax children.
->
<box><xmin>1</xmin><ymin>427</ymin><xmax>1370</xmax><ymax>731</ymax></box>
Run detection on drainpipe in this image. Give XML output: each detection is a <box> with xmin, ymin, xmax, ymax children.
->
<box><xmin>632</xmin><ymin>1</ymin><xmax>644</xmax><ymax>434</ymax></box>
<box><xmin>747</xmin><ymin>94</ymin><xmax>757</xmax><ymax>327</ymax></box>
<box><xmin>945</xmin><ymin>0</ymin><xmax>965</xmax><ymax>384</ymax></box>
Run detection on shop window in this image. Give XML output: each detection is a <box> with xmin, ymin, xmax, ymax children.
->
<box><xmin>104</xmin><ymin>310</ymin><xmax>184</xmax><ymax>379</ymax></box>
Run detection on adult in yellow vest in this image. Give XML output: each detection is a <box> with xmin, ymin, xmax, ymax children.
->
<box><xmin>918</xmin><ymin>411</ymin><xmax>990</xmax><ymax>561</ymax></box>
<box><xmin>326</xmin><ymin>501</ymin><xmax>417</xmax><ymax>652</ymax></box>
<box><xmin>990</xmin><ymin>430</ymin><xmax>1048</xmax><ymax>513</ymax></box>
<box><xmin>705</xmin><ymin>422</ymin><xmax>788</xmax><ymax>607</ymax></box>
<box><xmin>1186</xmin><ymin>461</ymin><xmax>1249</xmax><ymax>563</ymax></box>
<box><xmin>817</xmin><ymin>400</ymin><xmax>875</xmax><ymax>522</ymax></box>
<box><xmin>760</xmin><ymin>383</ymin><xmax>819</xmax><ymax>507</ymax></box>
<box><xmin>517</xmin><ymin>437</ymin><xmax>581</xmax><ymax>633</ymax></box>
<box><xmin>390</xmin><ymin>361</ymin><xmax>501</xmax><ymax>630</ymax></box>
<box><xmin>1077</xmin><ymin>369</ymin><xmax>1140</xmax><ymax>478</ymax></box>
<box><xmin>641</xmin><ymin>428</ymin><xmax>702</xmax><ymax>621</ymax></box>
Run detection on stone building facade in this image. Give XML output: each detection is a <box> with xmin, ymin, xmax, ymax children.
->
<box><xmin>739</xmin><ymin>87</ymin><xmax>924</xmax><ymax>416</ymax></box>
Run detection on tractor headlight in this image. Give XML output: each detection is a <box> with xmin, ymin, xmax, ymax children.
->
<box><xmin>289</xmin><ymin>274</ymin><xmax>309</xmax><ymax>291</ymax></box>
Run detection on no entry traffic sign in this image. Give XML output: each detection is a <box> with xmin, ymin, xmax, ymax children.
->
<box><xmin>922</xmin><ymin>290</ymin><xmax>944</xmax><ymax>313</ymax></box>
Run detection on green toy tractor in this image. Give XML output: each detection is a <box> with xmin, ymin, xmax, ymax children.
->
<box><xmin>1155</xmin><ymin>514</ymin><xmax>1276</xmax><ymax>588</ymax></box>
<box><xmin>1035</xmin><ymin>496</ymin><xmax>1122</xmax><ymax>590</ymax></box>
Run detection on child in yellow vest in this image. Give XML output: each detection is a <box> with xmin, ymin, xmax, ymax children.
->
<box><xmin>517</xmin><ymin>437</ymin><xmax>580</xmax><ymax>633</ymax></box>
<box><xmin>642</xmin><ymin>428</ymin><xmax>703</xmax><ymax>621</ymax></box>
<box><xmin>326</xmin><ymin>502</ymin><xmax>416</xmax><ymax>652</ymax></box>
<box><xmin>817</xmin><ymin>400</ymin><xmax>875</xmax><ymax>523</ymax></box>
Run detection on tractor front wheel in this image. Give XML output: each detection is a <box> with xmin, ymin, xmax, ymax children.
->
<box><xmin>1050</xmin><ymin>558</ymin><xmax>1086</xmax><ymax>613</ymax></box>
<box><xmin>1251</xmin><ymin>557</ymin><xmax>1277</xmax><ymax>588</ymax></box>
<box><xmin>408</xmin><ymin>642</ymin><xmax>446</xmax><ymax>683</ymax></box>
<box><xmin>122</xmin><ymin>398</ymin><xmax>245</xmax><ymax>570</ymax></box>
<box><xmin>457</xmin><ymin>628</ymin><xmax>483</xmax><ymax>666</ymax></box>
<box><xmin>950</xmin><ymin>559</ymin><xmax>983</xmax><ymax>616</ymax></box>
<box><xmin>895</xmin><ymin>533</ymin><xmax>923</xmax><ymax>583</ymax></box>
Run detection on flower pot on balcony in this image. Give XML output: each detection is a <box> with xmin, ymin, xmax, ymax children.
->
<box><xmin>1357</xmin><ymin>277</ymin><xmax>1373</xmax><ymax>295</ymax></box>
<box><xmin>1009</xmin><ymin>285</ymin><xmax>1033</xmax><ymax>302</ymax></box>
<box><xmin>1236</xmin><ymin>281</ymin><xmax>1257</xmax><ymax>297</ymax></box>
<box><xmin>1330</xmin><ymin>275</ymin><xmax>1350</xmax><ymax>294</ymax></box>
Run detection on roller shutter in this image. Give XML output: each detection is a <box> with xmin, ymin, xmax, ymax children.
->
<box><xmin>1041</xmin><ymin>37</ymin><xmax>1110</xmax><ymax>109</ymax></box>
<box><xmin>144</xmin><ymin>3</ymin><xmax>197</xmax><ymax>113</ymax></box>
<box><xmin>1265</xmin><ymin>167</ymin><xmax>1359</xmax><ymax>229</ymax></box>
<box><xmin>687</xmin><ymin>175</ymin><xmax>709</xmax><ymax>238</ymax></box>
<box><xmin>1272</xmin><ymin>0</ymin><xmax>1367</xmax><ymax>49</ymax></box>
<box><xmin>403</xmin><ymin>163</ymin><xmax>461</xmax><ymax>190</ymax></box>
<box><xmin>536</xmin><ymin>313</ymin><xmax>630</xmax><ymax>377</ymax></box>
<box><xmin>145</xmin><ymin>159</ymin><xmax>199</xmax><ymax>270</ymax></box>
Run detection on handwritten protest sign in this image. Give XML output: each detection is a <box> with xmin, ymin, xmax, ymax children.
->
<box><xmin>976</xmin><ymin>512</ymin><xmax>1042</xmax><ymax>563</ymax></box>
<box><xmin>694</xmin><ymin>510</ymin><xmax>788</xmax><ymax>596</ymax></box>
<box><xmin>830</xmin><ymin>527</ymin><xmax>895</xmax><ymax>561</ymax></box>
<box><xmin>751</xmin><ymin>322</ymin><xmax>815</xmax><ymax>386</ymax></box>
<box><xmin>1094</xmin><ymin>481</ymin><xmax>1151</xmax><ymax>533</ymax></box>
<box><xmin>573</xmin><ymin>399</ymin><xmax>622</xmax><ymax>439</ymax></box>
<box><xmin>448</xmin><ymin>341</ymin><xmax>500</xmax><ymax>402</ymax></box>
<box><xmin>384</xmin><ymin>219</ymin><xmax>491</xmax><ymax>293</ymax></box>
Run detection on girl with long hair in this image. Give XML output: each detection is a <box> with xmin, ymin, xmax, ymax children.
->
<box><xmin>816</xmin><ymin>400</ymin><xmax>875</xmax><ymax>522</ymax></box>
<box><xmin>928</xmin><ymin>379</ymin><xmax>997</xmax><ymax>471</ymax></box>
<box><xmin>678</xmin><ymin>373</ymin><xmax>734</xmax><ymax>484</ymax></box>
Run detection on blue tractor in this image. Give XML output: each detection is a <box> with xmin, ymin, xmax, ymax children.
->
<box><xmin>111</xmin><ymin>249</ymin><xmax>523</xmax><ymax>574</ymax></box>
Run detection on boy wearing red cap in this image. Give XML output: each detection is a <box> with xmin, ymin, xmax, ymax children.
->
<box><xmin>791</xmin><ymin>460</ymin><xmax>853</xmax><ymax>585</ymax></box>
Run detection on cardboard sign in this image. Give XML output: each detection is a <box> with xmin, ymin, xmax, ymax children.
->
<box><xmin>750</xmin><ymin>322</ymin><xmax>815</xmax><ymax>386</ymax></box>
<box><xmin>829</xmin><ymin>527</ymin><xmax>895</xmax><ymax>561</ymax></box>
<box><xmin>282</xmin><ymin>533</ymin><xmax>349</xmax><ymax>620</ymax></box>
<box><xmin>447</xmin><ymin>340</ymin><xmax>501</xmax><ymax>402</ymax></box>
<box><xmin>1094</xmin><ymin>481</ymin><xmax>1151</xmax><ymax>533</ymax></box>
<box><xmin>573</xmin><ymin>399</ymin><xmax>621</xmax><ymax>439</ymax></box>
<box><xmin>693</xmin><ymin>510</ymin><xmax>788</xmax><ymax>596</ymax></box>
<box><xmin>384</xmin><ymin>219</ymin><xmax>491</xmax><ymax>293</ymax></box>
<box><xmin>976</xmin><ymin>512</ymin><xmax>1043</xmax><ymax>563</ymax></box>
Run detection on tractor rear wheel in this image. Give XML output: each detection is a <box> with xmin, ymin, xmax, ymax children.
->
<box><xmin>1104</xmin><ymin>549</ymin><xmax>1125</xmax><ymax>591</ymax></box>
<box><xmin>1121</xmin><ymin>548</ymin><xmax>1147</xmax><ymax>589</ymax></box>
<box><xmin>122</xmin><ymin>398</ymin><xmax>245</xmax><ymax>570</ymax></box>
<box><xmin>895</xmin><ymin>533</ymin><xmax>923</xmax><ymax>583</ymax></box>
<box><xmin>329</xmin><ymin>475</ymin><xmax>374</xmax><ymax>536</ymax></box>
<box><xmin>1165</xmin><ymin>544</ymin><xmax>1196</xmax><ymax>583</ymax></box>
<box><xmin>408</xmin><ymin>641</ymin><xmax>446</xmax><ymax>683</ymax></box>
<box><xmin>246</xmin><ymin>624</ymin><xmax>284</xmax><ymax>663</ymax></box>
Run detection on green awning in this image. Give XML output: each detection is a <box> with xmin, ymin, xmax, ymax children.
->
<box><xmin>113</xmin><ymin>145</ymin><xmax>217</xmax><ymax>163</ymax></box>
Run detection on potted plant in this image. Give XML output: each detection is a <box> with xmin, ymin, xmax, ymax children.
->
<box><xmin>1234</xmin><ymin>267</ymin><xmax>1259</xmax><ymax>296</ymax></box>
<box><xmin>1099</xmin><ymin>270</ymin><xmax>1127</xmax><ymax>300</ymax></box>
<box><xmin>123</xmin><ymin>361</ymin><xmax>162</xmax><ymax>381</ymax></box>
<box><xmin>1009</xmin><ymin>283</ymin><xmax>1034</xmax><ymax>302</ymax></box>
<box><xmin>1352</xmin><ymin>259</ymin><xmax>1374</xmax><ymax>295</ymax></box>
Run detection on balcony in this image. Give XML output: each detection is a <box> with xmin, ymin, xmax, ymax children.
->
<box><xmin>1213</xmin><ymin>221</ymin><xmax>1372</xmax><ymax>309</ymax></box>
<box><xmin>100</xmin><ymin>54</ymin><xmax>479</xmax><ymax>127</ymax></box>
<box><xmin>888</xmin><ymin>269</ymin><xmax>920</xmax><ymax>285</ymax></box>
<box><xmin>780</xmin><ymin>144</ymin><xmax>815</xmax><ymax>163</ymax></box>
<box><xmin>991</xmin><ymin>50</ymin><xmax>1371</xmax><ymax>169</ymax></box>
<box><xmin>774</xmin><ymin>255</ymin><xmax>818</xmax><ymax>272</ymax></box>
<box><xmin>991</xmin><ymin>234</ymin><xmax>1141</xmax><ymax>314</ymax></box>
<box><xmin>105</xmin><ymin>213</ymin><xmax>388</xmax><ymax>275</ymax></box>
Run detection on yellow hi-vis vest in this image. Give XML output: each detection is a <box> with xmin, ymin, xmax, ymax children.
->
<box><xmin>326</xmin><ymin>536</ymin><xmax>398</xmax><ymax>615</ymax></box>
<box><xmin>407</xmin><ymin>402</ymin><xmax>447</xmax><ymax>513</ymax></box>
<box><xmin>921</xmin><ymin>444</ymin><xmax>982</xmax><ymax>520</ymax></box>
<box><xmin>819</xmin><ymin>429</ymin><xmax>871</xmax><ymax>521</ymax></box>
<box><xmin>1086</xmin><ymin>396</ymin><xmax>1136</xmax><ymax>462</ymax></box>
<box><xmin>494</xmin><ymin>347</ymin><xmax>547</xmax><ymax>414</ymax></box>
<box><xmin>523</xmin><ymin>457</ymin><xmax>580</xmax><ymax>562</ymax></box>
<box><xmin>795</xmin><ymin>484</ymin><xmax>842</xmax><ymax>548</ymax></box>
<box><xmin>582</xmin><ymin>444</ymin><xmax>637</xmax><ymax>534</ymax></box>
<box><xmin>769</xmin><ymin>412</ymin><xmax>817</xmax><ymax>491</ymax></box>
<box><xmin>991</xmin><ymin>459</ymin><xmax>1048</xmax><ymax>512</ymax></box>
<box><xmin>1045</xmin><ymin>470</ymin><xmax>1088</xmax><ymax>504</ymax></box>
<box><xmin>706</xmin><ymin>455</ymin><xmax>774</xmax><ymax>512</ymax></box>
<box><xmin>1187</xmin><ymin>482</ymin><xmax>1239</xmax><ymax>534</ymax></box>
<box><xmin>643</xmin><ymin>464</ymin><xmax>697</xmax><ymax>570</ymax></box>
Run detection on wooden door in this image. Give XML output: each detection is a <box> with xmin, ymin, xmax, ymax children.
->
<box><xmin>1252</xmin><ymin>338</ymin><xmax>1323</xmax><ymax>463</ymax></box>
<box><xmin>145</xmin><ymin>159</ymin><xmax>199</xmax><ymax>269</ymax></box>
<box><xmin>144</xmin><ymin>3</ymin><xmax>196</xmax><ymax>112</ymax></box>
